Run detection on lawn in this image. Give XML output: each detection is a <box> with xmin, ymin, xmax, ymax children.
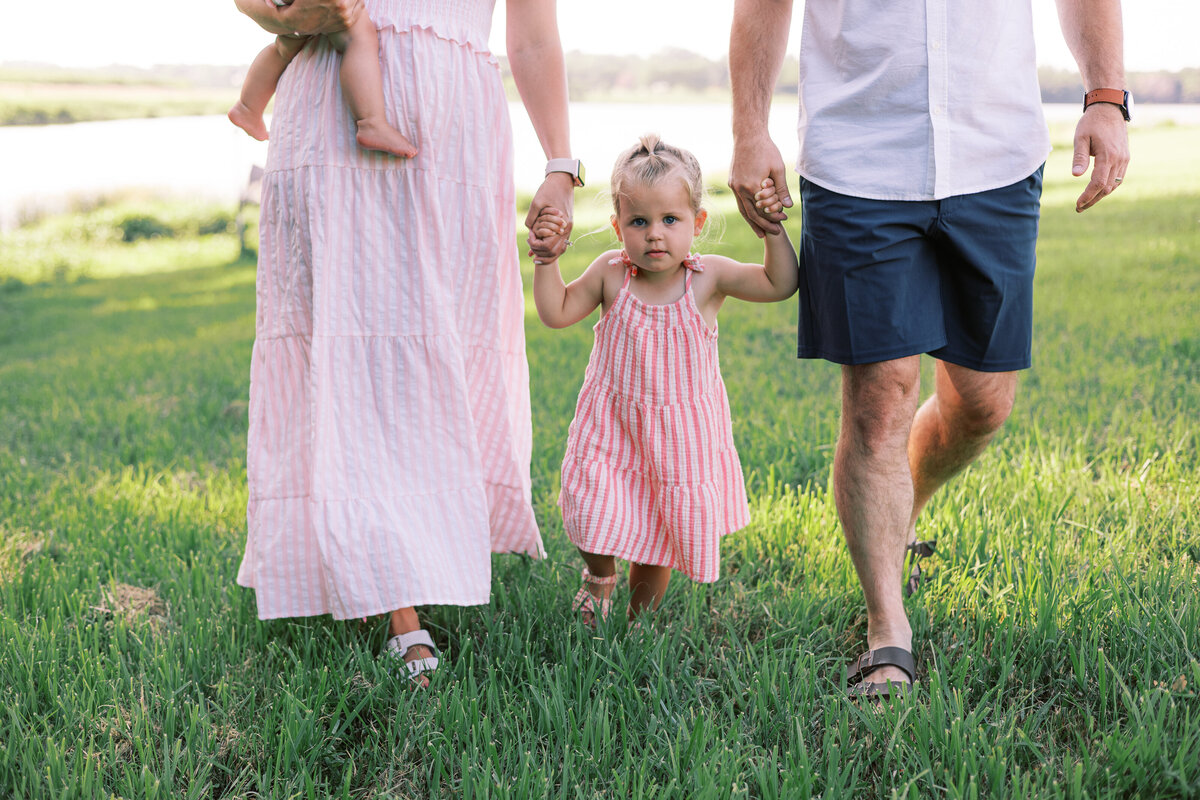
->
<box><xmin>0</xmin><ymin>125</ymin><xmax>1197</xmax><ymax>798</ymax></box>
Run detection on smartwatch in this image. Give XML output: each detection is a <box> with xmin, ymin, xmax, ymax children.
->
<box><xmin>1083</xmin><ymin>88</ymin><xmax>1132</xmax><ymax>122</ymax></box>
<box><xmin>545</xmin><ymin>158</ymin><xmax>586</xmax><ymax>187</ymax></box>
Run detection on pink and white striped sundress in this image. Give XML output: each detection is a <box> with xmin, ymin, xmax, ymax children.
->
<box><xmin>237</xmin><ymin>0</ymin><xmax>543</xmax><ymax>621</ymax></box>
<box><xmin>559</xmin><ymin>256</ymin><xmax>751</xmax><ymax>583</ymax></box>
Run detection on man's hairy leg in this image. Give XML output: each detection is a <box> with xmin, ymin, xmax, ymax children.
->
<box><xmin>835</xmin><ymin>357</ymin><xmax>921</xmax><ymax>687</ymax></box>
<box><xmin>908</xmin><ymin>362</ymin><xmax>1017</xmax><ymax>532</ymax></box>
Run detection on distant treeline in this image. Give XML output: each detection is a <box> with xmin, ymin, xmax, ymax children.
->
<box><xmin>504</xmin><ymin>52</ymin><xmax>1200</xmax><ymax>104</ymax></box>
<box><xmin>4</xmin><ymin>57</ymin><xmax>1199</xmax><ymax>105</ymax></box>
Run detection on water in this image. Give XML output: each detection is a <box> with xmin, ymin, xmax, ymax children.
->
<box><xmin>3</xmin><ymin>102</ymin><xmax>1198</xmax><ymax>230</ymax></box>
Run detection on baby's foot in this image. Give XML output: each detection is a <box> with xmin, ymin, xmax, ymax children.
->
<box><xmin>228</xmin><ymin>101</ymin><xmax>269</xmax><ymax>141</ymax></box>
<box><xmin>356</xmin><ymin>118</ymin><xmax>418</xmax><ymax>158</ymax></box>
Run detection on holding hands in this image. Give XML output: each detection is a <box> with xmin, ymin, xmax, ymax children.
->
<box><xmin>752</xmin><ymin>177</ymin><xmax>789</xmax><ymax>229</ymax></box>
<box><xmin>525</xmin><ymin>172</ymin><xmax>576</xmax><ymax>265</ymax></box>
<box><xmin>527</xmin><ymin>207</ymin><xmax>570</xmax><ymax>265</ymax></box>
<box><xmin>728</xmin><ymin>135</ymin><xmax>793</xmax><ymax>238</ymax></box>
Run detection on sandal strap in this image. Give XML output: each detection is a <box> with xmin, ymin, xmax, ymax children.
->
<box><xmin>580</xmin><ymin>568</ymin><xmax>618</xmax><ymax>587</ymax></box>
<box><xmin>846</xmin><ymin>646</ymin><xmax>916</xmax><ymax>685</ymax></box>
<box><xmin>404</xmin><ymin>655</ymin><xmax>439</xmax><ymax>679</ymax></box>
<box><xmin>907</xmin><ymin>539</ymin><xmax>937</xmax><ymax>558</ymax></box>
<box><xmin>847</xmin><ymin>678</ymin><xmax>913</xmax><ymax>699</ymax></box>
<box><xmin>904</xmin><ymin>539</ymin><xmax>937</xmax><ymax>597</ymax></box>
<box><xmin>386</xmin><ymin>628</ymin><xmax>438</xmax><ymax>659</ymax></box>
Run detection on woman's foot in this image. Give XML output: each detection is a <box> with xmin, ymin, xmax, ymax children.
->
<box><xmin>228</xmin><ymin>101</ymin><xmax>269</xmax><ymax>141</ymax></box>
<box><xmin>355</xmin><ymin>118</ymin><xmax>418</xmax><ymax>158</ymax></box>
<box><xmin>385</xmin><ymin>608</ymin><xmax>438</xmax><ymax>687</ymax></box>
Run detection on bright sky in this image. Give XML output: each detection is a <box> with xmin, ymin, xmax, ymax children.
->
<box><xmin>1</xmin><ymin>0</ymin><xmax>1194</xmax><ymax>72</ymax></box>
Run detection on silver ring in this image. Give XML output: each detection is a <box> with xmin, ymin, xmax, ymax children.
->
<box><xmin>1114</xmin><ymin>176</ymin><xmax>1123</xmax><ymax>183</ymax></box>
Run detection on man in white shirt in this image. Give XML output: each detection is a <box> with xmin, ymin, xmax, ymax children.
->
<box><xmin>729</xmin><ymin>0</ymin><xmax>1130</xmax><ymax>697</ymax></box>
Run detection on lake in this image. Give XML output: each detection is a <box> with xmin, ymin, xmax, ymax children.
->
<box><xmin>3</xmin><ymin>102</ymin><xmax>1198</xmax><ymax>231</ymax></box>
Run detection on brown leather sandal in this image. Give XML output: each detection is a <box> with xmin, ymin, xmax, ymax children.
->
<box><xmin>904</xmin><ymin>538</ymin><xmax>937</xmax><ymax>597</ymax></box>
<box><xmin>846</xmin><ymin>646</ymin><xmax>916</xmax><ymax>699</ymax></box>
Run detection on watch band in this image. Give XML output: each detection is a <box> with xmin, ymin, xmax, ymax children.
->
<box><xmin>1083</xmin><ymin>88</ymin><xmax>1131</xmax><ymax>121</ymax></box>
<box><xmin>545</xmin><ymin>158</ymin><xmax>585</xmax><ymax>187</ymax></box>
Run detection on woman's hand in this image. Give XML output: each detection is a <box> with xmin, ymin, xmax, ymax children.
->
<box><xmin>235</xmin><ymin>0</ymin><xmax>364</xmax><ymax>36</ymax></box>
<box><xmin>527</xmin><ymin>207</ymin><xmax>570</xmax><ymax>265</ymax></box>
<box><xmin>525</xmin><ymin>173</ymin><xmax>575</xmax><ymax>262</ymax></box>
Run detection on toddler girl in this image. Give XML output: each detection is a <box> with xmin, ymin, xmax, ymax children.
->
<box><xmin>228</xmin><ymin>0</ymin><xmax>416</xmax><ymax>157</ymax></box>
<box><xmin>528</xmin><ymin>134</ymin><xmax>798</xmax><ymax>625</ymax></box>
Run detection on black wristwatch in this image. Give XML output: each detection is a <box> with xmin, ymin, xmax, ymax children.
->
<box><xmin>1083</xmin><ymin>88</ymin><xmax>1132</xmax><ymax>122</ymax></box>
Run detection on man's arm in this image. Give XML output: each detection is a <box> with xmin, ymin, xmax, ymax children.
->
<box><xmin>729</xmin><ymin>0</ymin><xmax>794</xmax><ymax>237</ymax></box>
<box><xmin>1055</xmin><ymin>0</ymin><xmax>1130</xmax><ymax>212</ymax></box>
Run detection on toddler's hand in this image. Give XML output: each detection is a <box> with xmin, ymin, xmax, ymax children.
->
<box><xmin>527</xmin><ymin>207</ymin><xmax>572</xmax><ymax>264</ymax></box>
<box><xmin>753</xmin><ymin>178</ymin><xmax>788</xmax><ymax>233</ymax></box>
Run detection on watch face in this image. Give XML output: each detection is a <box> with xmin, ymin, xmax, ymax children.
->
<box><xmin>1124</xmin><ymin>90</ymin><xmax>1134</xmax><ymax>121</ymax></box>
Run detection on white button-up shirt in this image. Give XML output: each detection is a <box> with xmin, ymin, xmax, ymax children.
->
<box><xmin>795</xmin><ymin>0</ymin><xmax>1052</xmax><ymax>201</ymax></box>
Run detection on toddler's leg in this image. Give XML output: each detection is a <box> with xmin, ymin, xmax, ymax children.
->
<box><xmin>578</xmin><ymin>551</ymin><xmax>618</xmax><ymax>602</ymax></box>
<box><xmin>328</xmin><ymin>16</ymin><xmax>417</xmax><ymax>157</ymax></box>
<box><xmin>228</xmin><ymin>35</ymin><xmax>308</xmax><ymax>141</ymax></box>
<box><xmin>627</xmin><ymin>564</ymin><xmax>672</xmax><ymax>619</ymax></box>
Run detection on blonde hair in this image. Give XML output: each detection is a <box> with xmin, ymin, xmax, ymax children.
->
<box><xmin>610</xmin><ymin>133</ymin><xmax>705</xmax><ymax>216</ymax></box>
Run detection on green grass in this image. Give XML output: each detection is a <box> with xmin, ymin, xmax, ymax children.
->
<box><xmin>1</xmin><ymin>126</ymin><xmax>1198</xmax><ymax>798</ymax></box>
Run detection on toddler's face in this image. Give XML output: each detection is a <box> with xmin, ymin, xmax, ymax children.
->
<box><xmin>611</xmin><ymin>179</ymin><xmax>706</xmax><ymax>275</ymax></box>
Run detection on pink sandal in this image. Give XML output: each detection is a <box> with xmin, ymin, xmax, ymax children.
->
<box><xmin>571</xmin><ymin>568</ymin><xmax>618</xmax><ymax>627</ymax></box>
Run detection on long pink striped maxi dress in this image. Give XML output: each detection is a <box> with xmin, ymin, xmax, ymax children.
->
<box><xmin>559</xmin><ymin>258</ymin><xmax>750</xmax><ymax>583</ymax></box>
<box><xmin>237</xmin><ymin>0</ymin><xmax>543</xmax><ymax>621</ymax></box>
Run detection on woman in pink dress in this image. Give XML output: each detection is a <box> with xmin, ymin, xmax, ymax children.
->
<box><xmin>233</xmin><ymin>0</ymin><xmax>578</xmax><ymax>684</ymax></box>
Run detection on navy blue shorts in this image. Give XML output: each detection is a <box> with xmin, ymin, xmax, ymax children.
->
<box><xmin>797</xmin><ymin>167</ymin><xmax>1043</xmax><ymax>371</ymax></box>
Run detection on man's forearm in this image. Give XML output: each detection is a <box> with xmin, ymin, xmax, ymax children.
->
<box><xmin>729</xmin><ymin>0</ymin><xmax>794</xmax><ymax>141</ymax></box>
<box><xmin>1055</xmin><ymin>0</ymin><xmax>1125</xmax><ymax>89</ymax></box>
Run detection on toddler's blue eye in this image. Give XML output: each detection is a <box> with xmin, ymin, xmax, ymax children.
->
<box><xmin>664</xmin><ymin>215</ymin><xmax>678</xmax><ymax>224</ymax></box>
<box><xmin>630</xmin><ymin>218</ymin><xmax>646</xmax><ymax>227</ymax></box>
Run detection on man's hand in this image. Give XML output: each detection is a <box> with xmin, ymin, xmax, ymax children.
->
<box><xmin>729</xmin><ymin>135</ymin><xmax>792</xmax><ymax>238</ymax></box>
<box><xmin>278</xmin><ymin>0</ymin><xmax>363</xmax><ymax>36</ymax></box>
<box><xmin>1072</xmin><ymin>102</ymin><xmax>1130</xmax><ymax>212</ymax></box>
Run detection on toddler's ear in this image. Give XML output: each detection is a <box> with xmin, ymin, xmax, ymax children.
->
<box><xmin>693</xmin><ymin>209</ymin><xmax>708</xmax><ymax>235</ymax></box>
<box><xmin>610</xmin><ymin>215</ymin><xmax>623</xmax><ymax>242</ymax></box>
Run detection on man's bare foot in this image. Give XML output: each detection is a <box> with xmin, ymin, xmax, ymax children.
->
<box><xmin>228</xmin><ymin>102</ymin><xmax>269</xmax><ymax>141</ymax></box>
<box><xmin>355</xmin><ymin>117</ymin><xmax>418</xmax><ymax>158</ymax></box>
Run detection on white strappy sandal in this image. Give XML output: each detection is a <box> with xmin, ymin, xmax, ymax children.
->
<box><xmin>384</xmin><ymin>628</ymin><xmax>440</xmax><ymax>685</ymax></box>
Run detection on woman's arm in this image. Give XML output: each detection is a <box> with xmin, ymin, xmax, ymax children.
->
<box><xmin>533</xmin><ymin>252</ymin><xmax>612</xmax><ymax>329</ymax></box>
<box><xmin>506</xmin><ymin>0</ymin><xmax>575</xmax><ymax>254</ymax></box>
<box><xmin>234</xmin><ymin>0</ymin><xmax>363</xmax><ymax>37</ymax></box>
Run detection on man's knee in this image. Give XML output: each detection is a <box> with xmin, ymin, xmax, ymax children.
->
<box><xmin>842</xmin><ymin>359</ymin><xmax>921</xmax><ymax>455</ymax></box>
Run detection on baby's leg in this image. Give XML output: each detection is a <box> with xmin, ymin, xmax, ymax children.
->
<box><xmin>229</xmin><ymin>35</ymin><xmax>309</xmax><ymax>140</ymax></box>
<box><xmin>627</xmin><ymin>563</ymin><xmax>672</xmax><ymax>619</ymax></box>
<box><xmin>328</xmin><ymin>16</ymin><xmax>417</xmax><ymax>157</ymax></box>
